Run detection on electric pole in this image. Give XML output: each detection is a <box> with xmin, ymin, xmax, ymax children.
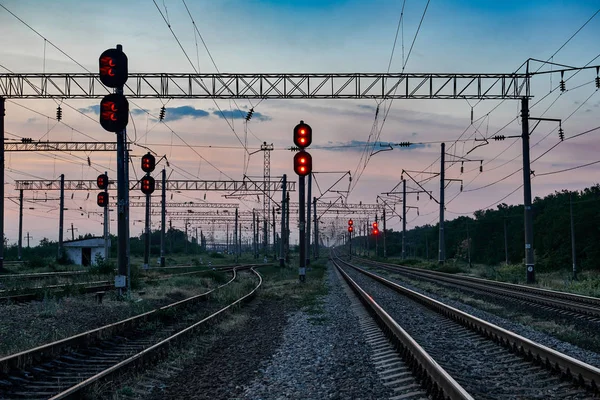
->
<box><xmin>160</xmin><ymin>168</ymin><xmax>166</xmax><ymax>267</ymax></box>
<box><xmin>521</xmin><ymin>97</ymin><xmax>535</xmax><ymax>283</ymax></box>
<box><xmin>438</xmin><ymin>144</ymin><xmax>446</xmax><ymax>264</ymax></box>
<box><xmin>403</xmin><ymin>179</ymin><xmax>407</xmax><ymax>260</ymax></box>
<box><xmin>18</xmin><ymin>189</ymin><xmax>23</xmax><ymax>261</ymax></box>
<box><xmin>58</xmin><ymin>174</ymin><xmax>65</xmax><ymax>260</ymax></box>
<box><xmin>306</xmin><ymin>172</ymin><xmax>312</xmax><ymax>266</ymax></box>
<box><xmin>570</xmin><ymin>192</ymin><xmax>577</xmax><ymax>280</ymax></box>
<box><xmin>280</xmin><ymin>174</ymin><xmax>286</xmax><ymax>266</ymax></box>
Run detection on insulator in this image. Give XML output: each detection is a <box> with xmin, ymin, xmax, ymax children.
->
<box><xmin>559</xmin><ymin>80</ymin><xmax>566</xmax><ymax>92</ymax></box>
<box><xmin>460</xmin><ymin>183</ymin><xmax>463</xmax><ymax>192</ymax></box>
<box><xmin>494</xmin><ymin>135</ymin><xmax>505</xmax><ymax>141</ymax></box>
<box><xmin>245</xmin><ymin>108</ymin><xmax>254</xmax><ymax>121</ymax></box>
<box><xmin>479</xmin><ymin>161</ymin><xmax>483</xmax><ymax>173</ymax></box>
<box><xmin>56</xmin><ymin>106</ymin><xmax>62</xmax><ymax>121</ymax></box>
<box><xmin>595</xmin><ymin>76</ymin><xmax>600</xmax><ymax>89</ymax></box>
<box><xmin>417</xmin><ymin>193</ymin><xmax>419</xmax><ymax>201</ymax></box>
<box><xmin>159</xmin><ymin>106</ymin><xmax>166</xmax><ymax>121</ymax></box>
<box><xmin>417</xmin><ymin>210</ymin><xmax>420</xmax><ymax>216</ymax></box>
<box><xmin>429</xmin><ymin>194</ymin><xmax>432</xmax><ymax>200</ymax></box>
<box><xmin>460</xmin><ymin>161</ymin><xmax>464</xmax><ymax>174</ymax></box>
<box><xmin>559</xmin><ymin>127</ymin><xmax>564</xmax><ymax>141</ymax></box>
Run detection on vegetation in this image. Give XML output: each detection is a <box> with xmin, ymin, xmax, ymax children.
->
<box><xmin>354</xmin><ymin>185</ymin><xmax>600</xmax><ymax>274</ymax></box>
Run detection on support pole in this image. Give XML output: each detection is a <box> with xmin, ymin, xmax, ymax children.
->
<box><xmin>521</xmin><ymin>97</ymin><xmax>535</xmax><ymax>283</ymax></box>
<box><xmin>467</xmin><ymin>221</ymin><xmax>472</xmax><ymax>268</ymax></box>
<box><xmin>143</xmin><ymin>189</ymin><xmax>150</xmax><ymax>270</ymax></box>
<box><xmin>348</xmin><ymin>228</ymin><xmax>352</xmax><ymax>259</ymax></box>
<box><xmin>70</xmin><ymin>223</ymin><xmax>75</xmax><ymax>241</ymax></box>
<box><xmin>438</xmin><ymin>143</ymin><xmax>446</xmax><ymax>264</ymax></box>
<box><xmin>279</xmin><ymin>174</ymin><xmax>287</xmax><ymax>266</ymax></box>
<box><xmin>313</xmin><ymin>197</ymin><xmax>318</xmax><ymax>259</ymax></box>
<box><xmin>226</xmin><ymin>223</ymin><xmax>230</xmax><ymax>255</ymax></box>
<box><xmin>285</xmin><ymin>192</ymin><xmax>290</xmax><ymax>262</ymax></box>
<box><xmin>116</xmin><ymin>78</ymin><xmax>129</xmax><ymax>293</ymax></box>
<box><xmin>402</xmin><ymin>179</ymin><xmax>406</xmax><ymax>260</ymax></box>
<box><xmin>58</xmin><ymin>174</ymin><xmax>65</xmax><ymax>260</ymax></box>
<box><xmin>298</xmin><ymin>175</ymin><xmax>306</xmax><ymax>282</ymax></box>
<box><xmin>272</xmin><ymin>206</ymin><xmax>276</xmax><ymax>260</ymax></box>
<box><xmin>306</xmin><ymin>173</ymin><xmax>312</xmax><ymax>266</ymax></box>
<box><xmin>235</xmin><ymin>208</ymin><xmax>239</xmax><ymax>263</ymax></box>
<box><xmin>570</xmin><ymin>193</ymin><xmax>577</xmax><ymax>279</ymax></box>
<box><xmin>383</xmin><ymin>207</ymin><xmax>387</xmax><ymax>258</ymax></box>
<box><xmin>0</xmin><ymin>97</ymin><xmax>4</xmax><ymax>271</ymax></box>
<box><xmin>103</xmin><ymin>172</ymin><xmax>109</xmax><ymax>261</ymax></box>
<box><xmin>504</xmin><ymin>218</ymin><xmax>508</xmax><ymax>265</ymax></box>
<box><xmin>160</xmin><ymin>168</ymin><xmax>166</xmax><ymax>267</ymax></box>
<box><xmin>18</xmin><ymin>189</ymin><xmax>23</xmax><ymax>261</ymax></box>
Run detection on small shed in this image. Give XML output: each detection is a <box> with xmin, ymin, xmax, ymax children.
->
<box><xmin>63</xmin><ymin>237</ymin><xmax>108</xmax><ymax>266</ymax></box>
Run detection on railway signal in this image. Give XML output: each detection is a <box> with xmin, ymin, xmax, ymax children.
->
<box><xmin>141</xmin><ymin>153</ymin><xmax>156</xmax><ymax>173</ymax></box>
<box><xmin>97</xmin><ymin>192</ymin><xmax>109</xmax><ymax>207</ymax></box>
<box><xmin>293</xmin><ymin>151</ymin><xmax>312</xmax><ymax>176</ymax></box>
<box><xmin>293</xmin><ymin>120</ymin><xmax>312</xmax><ymax>149</ymax></box>
<box><xmin>372</xmin><ymin>221</ymin><xmax>379</xmax><ymax>235</ymax></box>
<box><xmin>140</xmin><ymin>176</ymin><xmax>155</xmax><ymax>195</ymax></box>
<box><xmin>99</xmin><ymin>48</ymin><xmax>128</xmax><ymax>88</ymax></box>
<box><xmin>96</xmin><ymin>174</ymin><xmax>109</xmax><ymax>190</ymax></box>
<box><xmin>99</xmin><ymin>94</ymin><xmax>129</xmax><ymax>133</ymax></box>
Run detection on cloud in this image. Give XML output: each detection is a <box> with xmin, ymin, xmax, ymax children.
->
<box><xmin>357</xmin><ymin>104</ymin><xmax>377</xmax><ymax>112</ymax></box>
<box><xmin>162</xmin><ymin>106</ymin><xmax>210</xmax><ymax>121</ymax></box>
<box><xmin>78</xmin><ymin>105</ymin><xmax>100</xmax><ymax>114</ymax></box>
<box><xmin>212</xmin><ymin>109</ymin><xmax>271</xmax><ymax>121</ymax></box>
<box><xmin>26</xmin><ymin>117</ymin><xmax>39</xmax><ymax>123</ymax></box>
<box><xmin>314</xmin><ymin>140</ymin><xmax>429</xmax><ymax>152</ymax></box>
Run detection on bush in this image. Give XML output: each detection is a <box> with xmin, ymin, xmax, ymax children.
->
<box><xmin>26</xmin><ymin>255</ymin><xmax>48</xmax><ymax>270</ymax></box>
<box><xmin>90</xmin><ymin>253</ymin><xmax>114</xmax><ymax>275</ymax></box>
<box><xmin>209</xmin><ymin>252</ymin><xmax>225</xmax><ymax>259</ymax></box>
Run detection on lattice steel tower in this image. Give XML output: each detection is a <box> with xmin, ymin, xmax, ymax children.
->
<box><xmin>261</xmin><ymin>142</ymin><xmax>274</xmax><ymax>255</ymax></box>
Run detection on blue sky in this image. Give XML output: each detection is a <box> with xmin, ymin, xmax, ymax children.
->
<box><xmin>0</xmin><ymin>0</ymin><xmax>599</xmax><ymax>245</ymax></box>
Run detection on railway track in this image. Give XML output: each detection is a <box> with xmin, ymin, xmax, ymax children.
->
<box><xmin>333</xmin><ymin>255</ymin><xmax>600</xmax><ymax>399</ymax></box>
<box><xmin>0</xmin><ymin>267</ymin><xmax>262</xmax><ymax>399</ymax></box>
<box><xmin>356</xmin><ymin>257</ymin><xmax>600</xmax><ymax>322</ymax></box>
<box><xmin>0</xmin><ymin>264</ymin><xmax>263</xmax><ymax>304</ymax></box>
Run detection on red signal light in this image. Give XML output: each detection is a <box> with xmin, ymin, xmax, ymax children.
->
<box><xmin>100</xmin><ymin>93</ymin><xmax>129</xmax><ymax>132</ymax></box>
<box><xmin>97</xmin><ymin>192</ymin><xmax>109</xmax><ymax>207</ymax></box>
<box><xmin>141</xmin><ymin>153</ymin><xmax>156</xmax><ymax>173</ymax></box>
<box><xmin>293</xmin><ymin>121</ymin><xmax>312</xmax><ymax>149</ymax></box>
<box><xmin>373</xmin><ymin>228</ymin><xmax>379</xmax><ymax>235</ymax></box>
<box><xmin>293</xmin><ymin>150</ymin><xmax>312</xmax><ymax>176</ymax></box>
<box><xmin>96</xmin><ymin>174</ymin><xmax>109</xmax><ymax>190</ymax></box>
<box><xmin>140</xmin><ymin>176</ymin><xmax>156</xmax><ymax>195</ymax></box>
<box><xmin>372</xmin><ymin>222</ymin><xmax>378</xmax><ymax>229</ymax></box>
<box><xmin>348</xmin><ymin>226</ymin><xmax>353</xmax><ymax>233</ymax></box>
<box><xmin>99</xmin><ymin>48</ymin><xmax>128</xmax><ymax>88</ymax></box>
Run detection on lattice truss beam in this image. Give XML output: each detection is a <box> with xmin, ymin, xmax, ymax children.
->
<box><xmin>151</xmin><ymin>210</ymin><xmax>255</xmax><ymax>217</ymax></box>
<box><xmin>0</xmin><ymin>73</ymin><xmax>530</xmax><ymax>99</ymax></box>
<box><xmin>5</xmin><ymin>141</ymin><xmax>121</xmax><ymax>152</ymax></box>
<box><xmin>15</xmin><ymin>179</ymin><xmax>296</xmax><ymax>192</ymax></box>
<box><xmin>127</xmin><ymin>202</ymin><xmax>239</xmax><ymax>209</ymax></box>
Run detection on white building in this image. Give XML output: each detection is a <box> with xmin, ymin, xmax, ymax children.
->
<box><xmin>63</xmin><ymin>237</ymin><xmax>108</xmax><ymax>266</ymax></box>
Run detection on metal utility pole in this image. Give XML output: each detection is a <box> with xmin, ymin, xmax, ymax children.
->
<box><xmin>298</xmin><ymin>174</ymin><xmax>306</xmax><ymax>282</ymax></box>
<box><xmin>18</xmin><ymin>189</ymin><xmax>23</xmax><ymax>261</ymax></box>
<box><xmin>570</xmin><ymin>193</ymin><xmax>577</xmax><ymax>279</ymax></box>
<box><xmin>184</xmin><ymin>219</ymin><xmax>189</xmax><ymax>252</ymax></box>
<box><xmin>403</xmin><ymin>179</ymin><xmax>407</xmax><ymax>260</ymax></box>
<box><xmin>285</xmin><ymin>192</ymin><xmax>290</xmax><ymax>262</ymax></box>
<box><xmin>143</xmin><ymin>189</ymin><xmax>151</xmax><ymax>270</ymax></box>
<box><xmin>0</xmin><ymin>97</ymin><xmax>4</xmax><ymax>271</ymax></box>
<box><xmin>252</xmin><ymin>210</ymin><xmax>256</xmax><ymax>259</ymax></box>
<box><xmin>438</xmin><ymin>143</ymin><xmax>446</xmax><ymax>264</ymax></box>
<box><xmin>238</xmin><ymin>223</ymin><xmax>242</xmax><ymax>258</ymax></box>
<box><xmin>160</xmin><ymin>168</ymin><xmax>166</xmax><ymax>267</ymax></box>
<box><xmin>226</xmin><ymin>223</ymin><xmax>230</xmax><ymax>254</ymax></box>
<box><xmin>348</xmin><ymin>228</ymin><xmax>352</xmax><ymax>259</ymax></box>
<box><xmin>261</xmin><ymin>142</ymin><xmax>274</xmax><ymax>256</ymax></box>
<box><xmin>521</xmin><ymin>97</ymin><xmax>535</xmax><ymax>283</ymax></box>
<box><xmin>306</xmin><ymin>173</ymin><xmax>312</xmax><ymax>266</ymax></box>
<box><xmin>503</xmin><ymin>218</ymin><xmax>508</xmax><ymax>265</ymax></box>
<box><xmin>375</xmin><ymin>214</ymin><xmax>379</xmax><ymax>258</ymax></box>
<box><xmin>272</xmin><ymin>206</ymin><xmax>276</xmax><ymax>259</ymax></box>
<box><xmin>382</xmin><ymin>208</ymin><xmax>387</xmax><ymax>258</ymax></box>
<box><xmin>115</xmin><ymin>74</ymin><xmax>129</xmax><ymax>293</ymax></box>
<box><xmin>68</xmin><ymin>223</ymin><xmax>76</xmax><ymax>241</ymax></box>
<box><xmin>103</xmin><ymin>172</ymin><xmax>110</xmax><ymax>261</ymax></box>
<box><xmin>58</xmin><ymin>174</ymin><xmax>65</xmax><ymax>260</ymax></box>
<box><xmin>280</xmin><ymin>174</ymin><xmax>287</xmax><ymax>266</ymax></box>
<box><xmin>313</xmin><ymin>197</ymin><xmax>318</xmax><ymax>259</ymax></box>
<box><xmin>235</xmin><ymin>208</ymin><xmax>239</xmax><ymax>263</ymax></box>
<box><xmin>466</xmin><ymin>221</ymin><xmax>472</xmax><ymax>268</ymax></box>
<box><xmin>25</xmin><ymin>232</ymin><xmax>32</xmax><ymax>248</ymax></box>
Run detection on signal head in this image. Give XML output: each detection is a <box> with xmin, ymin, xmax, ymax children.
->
<box><xmin>140</xmin><ymin>176</ymin><xmax>156</xmax><ymax>195</ymax></box>
<box><xmin>348</xmin><ymin>219</ymin><xmax>353</xmax><ymax>226</ymax></box>
<box><xmin>293</xmin><ymin>121</ymin><xmax>312</xmax><ymax>149</ymax></box>
<box><xmin>372</xmin><ymin>222</ymin><xmax>378</xmax><ymax>229</ymax></box>
<box><xmin>96</xmin><ymin>174</ymin><xmax>109</xmax><ymax>190</ymax></box>
<box><xmin>99</xmin><ymin>48</ymin><xmax>128</xmax><ymax>88</ymax></box>
<box><xmin>97</xmin><ymin>192</ymin><xmax>109</xmax><ymax>207</ymax></box>
<box><xmin>100</xmin><ymin>93</ymin><xmax>129</xmax><ymax>132</ymax></box>
<box><xmin>141</xmin><ymin>153</ymin><xmax>156</xmax><ymax>173</ymax></box>
<box><xmin>348</xmin><ymin>226</ymin><xmax>353</xmax><ymax>233</ymax></box>
<box><xmin>373</xmin><ymin>228</ymin><xmax>379</xmax><ymax>235</ymax></box>
<box><xmin>293</xmin><ymin>150</ymin><xmax>312</xmax><ymax>176</ymax></box>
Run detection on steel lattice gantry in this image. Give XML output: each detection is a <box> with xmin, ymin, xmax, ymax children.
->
<box><xmin>15</xmin><ymin>179</ymin><xmax>296</xmax><ymax>192</ymax></box>
<box><xmin>150</xmin><ymin>210</ymin><xmax>254</xmax><ymax>217</ymax></box>
<box><xmin>126</xmin><ymin>202</ymin><xmax>239</xmax><ymax>209</ymax></box>
<box><xmin>0</xmin><ymin>73</ymin><xmax>531</xmax><ymax>99</ymax></box>
<box><xmin>4</xmin><ymin>141</ymin><xmax>122</xmax><ymax>152</ymax></box>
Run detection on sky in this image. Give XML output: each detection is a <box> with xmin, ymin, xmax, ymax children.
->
<box><xmin>0</xmin><ymin>0</ymin><xmax>599</xmax><ymax>247</ymax></box>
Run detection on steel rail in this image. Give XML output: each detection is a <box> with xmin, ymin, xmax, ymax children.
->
<box><xmin>359</xmin><ymin>258</ymin><xmax>600</xmax><ymax>317</ymax></box>
<box><xmin>339</xmin><ymin>257</ymin><xmax>600</xmax><ymax>392</ymax></box>
<box><xmin>0</xmin><ymin>266</ymin><xmax>247</xmax><ymax>373</ymax></box>
<box><xmin>332</xmin><ymin>257</ymin><xmax>473</xmax><ymax>400</ymax></box>
<box><xmin>48</xmin><ymin>267</ymin><xmax>262</xmax><ymax>399</ymax></box>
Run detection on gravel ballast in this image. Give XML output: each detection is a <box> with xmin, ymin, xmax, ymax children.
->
<box><xmin>242</xmin><ymin>265</ymin><xmax>392</xmax><ymax>400</ymax></box>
